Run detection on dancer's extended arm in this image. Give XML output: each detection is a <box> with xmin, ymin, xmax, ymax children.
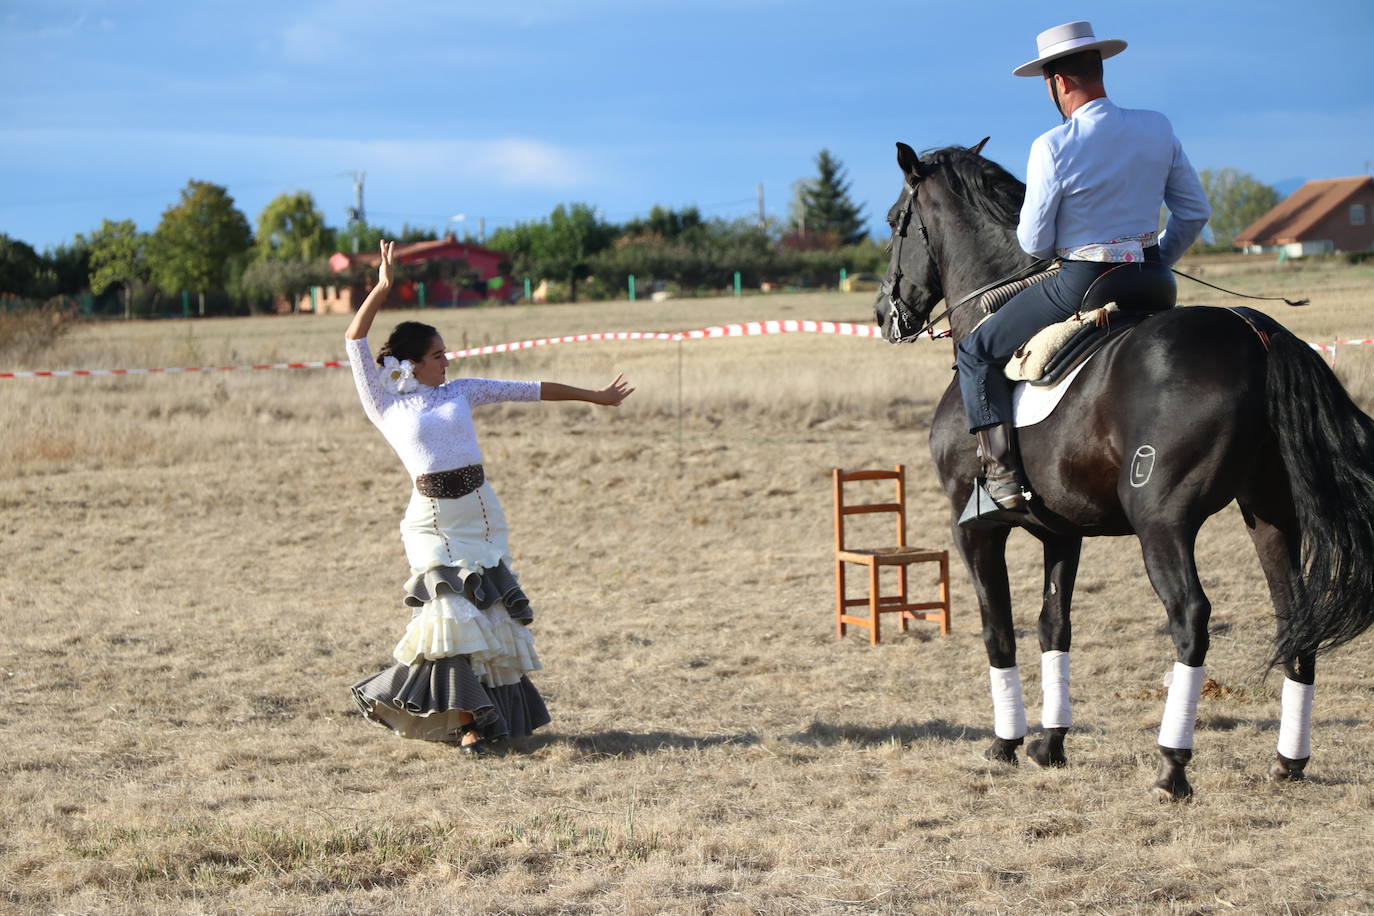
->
<box><xmin>344</xmin><ymin>240</ymin><xmax>396</xmax><ymax>340</ymax></box>
<box><xmin>540</xmin><ymin>374</ymin><xmax>635</xmax><ymax>406</ymax></box>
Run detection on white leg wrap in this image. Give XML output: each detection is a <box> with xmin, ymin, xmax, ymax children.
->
<box><xmin>989</xmin><ymin>665</ymin><xmax>1027</xmax><ymax>740</ymax></box>
<box><xmin>1277</xmin><ymin>677</ymin><xmax>1315</xmax><ymax>760</ymax></box>
<box><xmin>1158</xmin><ymin>662</ymin><xmax>1206</xmax><ymax>750</ymax></box>
<box><xmin>1040</xmin><ymin>650</ymin><xmax>1071</xmax><ymax>729</ymax></box>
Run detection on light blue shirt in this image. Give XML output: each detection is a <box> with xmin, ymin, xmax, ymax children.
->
<box><xmin>1016</xmin><ymin>98</ymin><xmax>1211</xmax><ymax>265</ymax></box>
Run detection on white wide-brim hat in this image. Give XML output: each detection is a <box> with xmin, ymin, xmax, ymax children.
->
<box><xmin>1012</xmin><ymin>20</ymin><xmax>1126</xmax><ymax>77</ymax></box>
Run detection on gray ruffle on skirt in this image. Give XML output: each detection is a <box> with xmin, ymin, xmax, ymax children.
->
<box><xmin>404</xmin><ymin>560</ymin><xmax>532</xmax><ymax>624</ymax></box>
<box><xmin>351</xmin><ymin>656</ymin><xmax>550</xmax><ymax>744</ymax></box>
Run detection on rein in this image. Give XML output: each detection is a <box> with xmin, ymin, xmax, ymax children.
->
<box><xmin>1170</xmin><ymin>268</ymin><xmax>1310</xmax><ymax>308</ymax></box>
<box><xmin>912</xmin><ymin>259</ymin><xmax>1052</xmax><ymax>340</ymax></box>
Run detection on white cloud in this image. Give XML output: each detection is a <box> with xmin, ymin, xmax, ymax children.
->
<box><xmin>0</xmin><ymin>127</ymin><xmax>597</xmax><ymax>192</ymax></box>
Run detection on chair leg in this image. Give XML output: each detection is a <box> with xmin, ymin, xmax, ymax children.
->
<box><xmin>835</xmin><ymin>560</ymin><xmax>847</xmax><ymax>639</ymax></box>
<box><xmin>898</xmin><ymin>564</ymin><xmax>910</xmax><ymax>631</ymax></box>
<box><xmin>939</xmin><ymin>553</ymin><xmax>951</xmax><ymax>636</ymax></box>
<box><xmin>868</xmin><ymin>561</ymin><xmax>881</xmax><ymax>646</ymax></box>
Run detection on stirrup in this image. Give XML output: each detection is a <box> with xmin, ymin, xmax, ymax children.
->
<box><xmin>959</xmin><ymin>479</ymin><xmax>1031</xmax><ymax>529</ymax></box>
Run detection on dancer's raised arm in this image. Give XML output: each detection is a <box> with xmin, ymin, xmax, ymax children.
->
<box><xmin>345</xmin><ymin>240</ymin><xmax>396</xmax><ymax>340</ymax></box>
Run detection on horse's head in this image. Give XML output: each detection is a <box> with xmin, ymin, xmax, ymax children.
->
<box><xmin>875</xmin><ymin>137</ymin><xmax>990</xmax><ymax>342</ymax></box>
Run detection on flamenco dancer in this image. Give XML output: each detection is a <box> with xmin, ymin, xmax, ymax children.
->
<box><xmin>346</xmin><ymin>241</ymin><xmax>634</xmax><ymax>755</ymax></box>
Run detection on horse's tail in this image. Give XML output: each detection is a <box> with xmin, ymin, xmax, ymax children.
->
<box><xmin>1265</xmin><ymin>327</ymin><xmax>1374</xmax><ymax>665</ymax></box>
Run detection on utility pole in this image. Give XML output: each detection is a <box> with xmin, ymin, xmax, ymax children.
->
<box><xmin>479</xmin><ymin>216</ymin><xmax>486</xmax><ymax>245</ymax></box>
<box><xmin>342</xmin><ymin>170</ymin><xmax>366</xmax><ymax>252</ymax></box>
<box><xmin>757</xmin><ymin>182</ymin><xmax>765</xmax><ymax>230</ymax></box>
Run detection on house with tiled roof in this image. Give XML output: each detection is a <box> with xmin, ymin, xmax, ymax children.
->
<box><xmin>1234</xmin><ymin>176</ymin><xmax>1374</xmax><ymax>257</ymax></box>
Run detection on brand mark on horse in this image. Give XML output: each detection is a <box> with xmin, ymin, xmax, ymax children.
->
<box><xmin>1129</xmin><ymin>445</ymin><xmax>1156</xmax><ymax>488</ymax></box>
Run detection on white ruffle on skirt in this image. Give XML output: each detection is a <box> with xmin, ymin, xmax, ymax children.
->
<box><xmin>391</xmin><ymin>590</ymin><xmax>542</xmax><ymax>685</ymax></box>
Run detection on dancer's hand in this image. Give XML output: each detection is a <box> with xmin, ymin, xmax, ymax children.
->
<box><xmin>345</xmin><ymin>240</ymin><xmax>395</xmax><ymax>340</ymax></box>
<box><xmin>378</xmin><ymin>240</ymin><xmax>395</xmax><ymax>288</ymax></box>
<box><xmin>593</xmin><ymin>374</ymin><xmax>634</xmax><ymax>406</ymax></box>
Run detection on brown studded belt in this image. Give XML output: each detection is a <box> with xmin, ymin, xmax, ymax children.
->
<box><xmin>414</xmin><ymin>464</ymin><xmax>485</xmax><ymax>499</ymax></box>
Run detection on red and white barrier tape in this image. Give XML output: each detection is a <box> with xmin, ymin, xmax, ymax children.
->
<box><xmin>0</xmin><ymin>320</ymin><xmax>884</xmax><ymax>379</ymax></box>
<box><xmin>443</xmin><ymin>319</ymin><xmax>882</xmax><ymax>359</ymax></box>
<box><xmin>0</xmin><ymin>318</ymin><xmax>1364</xmax><ymax>379</ymax></box>
<box><xmin>0</xmin><ymin>360</ymin><xmax>347</xmax><ymax>379</ymax></box>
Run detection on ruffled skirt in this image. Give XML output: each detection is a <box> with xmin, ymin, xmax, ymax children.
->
<box><xmin>350</xmin><ymin>486</ymin><xmax>550</xmax><ymax>744</ymax></box>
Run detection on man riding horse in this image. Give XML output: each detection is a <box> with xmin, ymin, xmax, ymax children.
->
<box><xmin>958</xmin><ymin>21</ymin><xmax>1212</xmax><ymax>522</ymax></box>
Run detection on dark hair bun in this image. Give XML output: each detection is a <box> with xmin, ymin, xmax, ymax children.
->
<box><xmin>375</xmin><ymin>321</ymin><xmax>439</xmax><ymax>367</ymax></box>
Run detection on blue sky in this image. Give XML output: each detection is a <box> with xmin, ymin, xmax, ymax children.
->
<box><xmin>3</xmin><ymin>0</ymin><xmax>1372</xmax><ymax>252</ymax></box>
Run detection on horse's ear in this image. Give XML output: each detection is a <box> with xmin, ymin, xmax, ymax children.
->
<box><xmin>896</xmin><ymin>142</ymin><xmax>922</xmax><ymax>180</ymax></box>
<box><xmin>970</xmin><ymin>136</ymin><xmax>990</xmax><ymax>155</ymax></box>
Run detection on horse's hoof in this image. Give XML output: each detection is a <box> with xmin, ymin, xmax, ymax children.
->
<box><xmin>1150</xmin><ymin>783</ymin><xmax>1193</xmax><ymax>804</ymax></box>
<box><xmin>984</xmin><ymin>736</ymin><xmax>1022</xmax><ymax>765</ymax></box>
<box><xmin>1151</xmin><ymin>773</ymin><xmax>1194</xmax><ymax>803</ymax></box>
<box><xmin>1026</xmin><ymin>736</ymin><xmax>1067</xmax><ymax>768</ymax></box>
<box><xmin>1268</xmin><ymin>753</ymin><xmax>1309</xmax><ymax>783</ymax></box>
<box><xmin>1152</xmin><ymin>747</ymin><xmax>1194</xmax><ymax>802</ymax></box>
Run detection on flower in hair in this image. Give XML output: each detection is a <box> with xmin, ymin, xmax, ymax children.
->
<box><xmin>380</xmin><ymin>355</ymin><xmax>418</xmax><ymax>394</ymax></box>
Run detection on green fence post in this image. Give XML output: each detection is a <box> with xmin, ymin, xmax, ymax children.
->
<box><xmin>733</xmin><ymin>271</ymin><xmax>741</xmax><ymax>297</ymax></box>
<box><xmin>524</xmin><ymin>278</ymin><xmax>532</xmax><ymax>302</ymax></box>
<box><xmin>839</xmin><ymin>267</ymin><xmax>847</xmax><ymax>290</ymax></box>
<box><xmin>628</xmin><ymin>274</ymin><xmax>636</xmax><ymax>302</ymax></box>
<box><xmin>181</xmin><ymin>290</ymin><xmax>190</xmax><ymax>318</ymax></box>
<box><xmin>418</xmin><ymin>282</ymin><xmax>426</xmax><ymax>309</ymax></box>
<box><xmin>310</xmin><ymin>286</ymin><xmax>319</xmax><ymax>313</ymax></box>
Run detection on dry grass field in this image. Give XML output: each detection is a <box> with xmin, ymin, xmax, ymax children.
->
<box><xmin>3</xmin><ymin>255</ymin><xmax>1374</xmax><ymax>915</ymax></box>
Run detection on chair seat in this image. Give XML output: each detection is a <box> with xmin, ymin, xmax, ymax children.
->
<box><xmin>837</xmin><ymin>546</ymin><xmax>947</xmax><ymax>564</ymax></box>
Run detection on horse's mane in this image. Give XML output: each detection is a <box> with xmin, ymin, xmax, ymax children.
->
<box><xmin>921</xmin><ymin>146</ymin><xmax>1026</xmax><ymax>229</ymax></box>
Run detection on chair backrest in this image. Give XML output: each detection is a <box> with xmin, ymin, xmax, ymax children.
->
<box><xmin>832</xmin><ymin>465</ymin><xmax>907</xmax><ymax>551</ymax></box>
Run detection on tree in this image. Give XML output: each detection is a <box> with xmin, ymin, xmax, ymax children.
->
<box><xmin>396</xmin><ymin>223</ymin><xmax>438</xmax><ymax>243</ymax></box>
<box><xmin>239</xmin><ymin>257</ymin><xmax>334</xmax><ymax>312</ymax></box>
<box><xmin>0</xmin><ymin>234</ymin><xmax>45</xmax><ymax>297</ymax></box>
<box><xmin>1197</xmin><ymin>168</ymin><xmax>1280</xmax><ymax>250</ymax></box>
<box><xmin>256</xmin><ymin>192</ymin><xmax>335</xmax><ymax>262</ymax></box>
<box><xmin>146</xmin><ymin>180</ymin><xmax>253</xmax><ymax>302</ymax></box>
<box><xmin>335</xmin><ymin>220</ymin><xmax>388</xmax><ymax>255</ymax></box>
<box><xmin>44</xmin><ymin>239</ymin><xmax>93</xmax><ymax>297</ymax></box>
<box><xmin>78</xmin><ymin>220</ymin><xmax>149</xmax><ymax>318</ymax></box>
<box><xmin>407</xmin><ymin>256</ymin><xmax>478</xmax><ymax>306</ymax></box>
<box><xmin>791</xmin><ymin>150</ymin><xmax>868</xmax><ymax>246</ymax></box>
<box><xmin>622</xmin><ymin>205</ymin><xmax>703</xmax><ymax>241</ymax></box>
<box><xmin>488</xmin><ymin>203</ymin><xmax>617</xmax><ymax>302</ymax></box>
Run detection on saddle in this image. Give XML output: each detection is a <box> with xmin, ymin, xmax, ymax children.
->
<box><xmin>1006</xmin><ymin>261</ymin><xmax>1176</xmax><ymax>386</ymax></box>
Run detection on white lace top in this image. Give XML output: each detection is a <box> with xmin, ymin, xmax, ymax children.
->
<box><xmin>345</xmin><ymin>336</ymin><xmax>541</xmax><ymax>478</ymax></box>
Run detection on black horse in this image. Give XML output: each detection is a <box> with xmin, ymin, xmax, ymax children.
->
<box><xmin>874</xmin><ymin>140</ymin><xmax>1374</xmax><ymax>800</ymax></box>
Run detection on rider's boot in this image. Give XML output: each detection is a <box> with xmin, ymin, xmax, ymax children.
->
<box><xmin>959</xmin><ymin>423</ymin><xmax>1031</xmax><ymax>528</ymax></box>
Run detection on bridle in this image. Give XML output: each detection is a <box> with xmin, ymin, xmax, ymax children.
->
<box><xmin>880</xmin><ymin>178</ymin><xmax>940</xmax><ymax>343</ymax></box>
<box><xmin>881</xmin><ymin>171</ymin><xmax>1049</xmax><ymax>344</ymax></box>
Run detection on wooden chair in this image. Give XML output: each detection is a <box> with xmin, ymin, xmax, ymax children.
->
<box><xmin>833</xmin><ymin>465</ymin><xmax>951</xmax><ymax>645</ymax></box>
